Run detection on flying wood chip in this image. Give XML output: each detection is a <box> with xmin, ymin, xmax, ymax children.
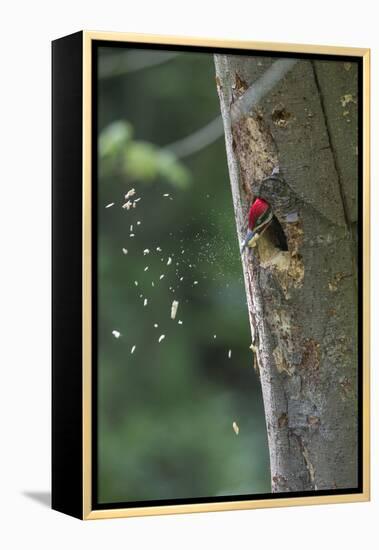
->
<box><xmin>171</xmin><ymin>300</ymin><xmax>179</xmax><ymax>319</ymax></box>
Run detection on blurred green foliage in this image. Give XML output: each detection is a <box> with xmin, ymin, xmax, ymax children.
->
<box><xmin>99</xmin><ymin>120</ymin><xmax>191</xmax><ymax>187</ymax></box>
<box><xmin>97</xmin><ymin>46</ymin><xmax>270</xmax><ymax>504</ymax></box>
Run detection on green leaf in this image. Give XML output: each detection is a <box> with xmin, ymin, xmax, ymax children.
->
<box><xmin>157</xmin><ymin>150</ymin><xmax>191</xmax><ymax>188</ymax></box>
<box><xmin>124</xmin><ymin>142</ymin><xmax>159</xmax><ymax>182</ymax></box>
<box><xmin>99</xmin><ymin>121</ymin><xmax>133</xmax><ymax>158</ymax></box>
<box><xmin>99</xmin><ymin>120</ymin><xmax>191</xmax><ymax>188</ymax></box>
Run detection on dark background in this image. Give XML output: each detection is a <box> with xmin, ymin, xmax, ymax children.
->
<box><xmin>96</xmin><ymin>46</ymin><xmax>270</xmax><ymax>504</ymax></box>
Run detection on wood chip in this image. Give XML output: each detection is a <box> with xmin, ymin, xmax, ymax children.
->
<box><xmin>105</xmin><ymin>203</ymin><xmax>115</xmax><ymax>208</ymax></box>
<box><xmin>171</xmin><ymin>300</ymin><xmax>179</xmax><ymax>319</ymax></box>
<box><xmin>125</xmin><ymin>188</ymin><xmax>136</xmax><ymax>199</ymax></box>
<box><xmin>112</xmin><ymin>330</ymin><xmax>120</xmax><ymax>339</ymax></box>
<box><xmin>232</xmin><ymin>421</ymin><xmax>239</xmax><ymax>435</ymax></box>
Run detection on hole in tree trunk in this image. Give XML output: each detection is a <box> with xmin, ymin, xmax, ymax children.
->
<box><xmin>269</xmin><ymin>216</ymin><xmax>288</xmax><ymax>251</ymax></box>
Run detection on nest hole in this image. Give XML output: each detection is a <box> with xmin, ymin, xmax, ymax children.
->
<box><xmin>269</xmin><ymin>216</ymin><xmax>288</xmax><ymax>251</ymax></box>
<box><xmin>271</xmin><ymin>106</ymin><xmax>292</xmax><ymax>128</ymax></box>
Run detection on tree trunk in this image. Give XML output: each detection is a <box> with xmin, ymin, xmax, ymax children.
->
<box><xmin>214</xmin><ymin>54</ymin><xmax>358</xmax><ymax>492</ymax></box>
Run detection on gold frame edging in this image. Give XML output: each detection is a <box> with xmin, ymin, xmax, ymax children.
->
<box><xmin>82</xmin><ymin>31</ymin><xmax>371</xmax><ymax>520</ymax></box>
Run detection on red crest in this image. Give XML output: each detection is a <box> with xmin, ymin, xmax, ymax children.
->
<box><xmin>248</xmin><ymin>198</ymin><xmax>270</xmax><ymax>230</ymax></box>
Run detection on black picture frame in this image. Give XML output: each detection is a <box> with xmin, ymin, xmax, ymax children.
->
<box><xmin>52</xmin><ymin>31</ymin><xmax>370</xmax><ymax>520</ymax></box>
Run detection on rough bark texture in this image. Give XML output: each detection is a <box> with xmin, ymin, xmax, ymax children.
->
<box><xmin>215</xmin><ymin>55</ymin><xmax>358</xmax><ymax>492</ymax></box>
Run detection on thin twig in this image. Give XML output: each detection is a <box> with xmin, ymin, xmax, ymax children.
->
<box><xmin>231</xmin><ymin>59</ymin><xmax>298</xmax><ymax>123</ymax></box>
<box><xmin>164</xmin><ymin>115</ymin><xmax>224</xmax><ymax>159</ymax></box>
<box><xmin>165</xmin><ymin>59</ymin><xmax>298</xmax><ymax>160</ymax></box>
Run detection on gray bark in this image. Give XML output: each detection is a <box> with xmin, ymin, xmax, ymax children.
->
<box><xmin>215</xmin><ymin>55</ymin><xmax>358</xmax><ymax>492</ymax></box>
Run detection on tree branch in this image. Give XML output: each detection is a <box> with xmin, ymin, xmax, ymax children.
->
<box><xmin>164</xmin><ymin>60</ymin><xmax>298</xmax><ymax>160</ymax></box>
<box><xmin>164</xmin><ymin>115</ymin><xmax>224</xmax><ymax>159</ymax></box>
<box><xmin>231</xmin><ymin>58</ymin><xmax>298</xmax><ymax>123</ymax></box>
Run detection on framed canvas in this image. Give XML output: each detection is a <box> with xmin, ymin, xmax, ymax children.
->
<box><xmin>52</xmin><ymin>31</ymin><xmax>370</xmax><ymax>520</ymax></box>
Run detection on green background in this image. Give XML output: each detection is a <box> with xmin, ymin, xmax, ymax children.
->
<box><xmin>97</xmin><ymin>46</ymin><xmax>270</xmax><ymax>503</ymax></box>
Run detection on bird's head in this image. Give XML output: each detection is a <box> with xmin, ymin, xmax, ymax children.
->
<box><xmin>248</xmin><ymin>198</ymin><xmax>271</xmax><ymax>231</ymax></box>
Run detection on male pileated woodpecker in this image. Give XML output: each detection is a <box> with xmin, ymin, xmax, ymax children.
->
<box><xmin>241</xmin><ymin>197</ymin><xmax>288</xmax><ymax>254</ymax></box>
<box><xmin>240</xmin><ymin>198</ymin><xmax>273</xmax><ymax>253</ymax></box>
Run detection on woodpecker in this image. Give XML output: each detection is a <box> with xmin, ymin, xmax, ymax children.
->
<box><xmin>240</xmin><ymin>198</ymin><xmax>273</xmax><ymax>254</ymax></box>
